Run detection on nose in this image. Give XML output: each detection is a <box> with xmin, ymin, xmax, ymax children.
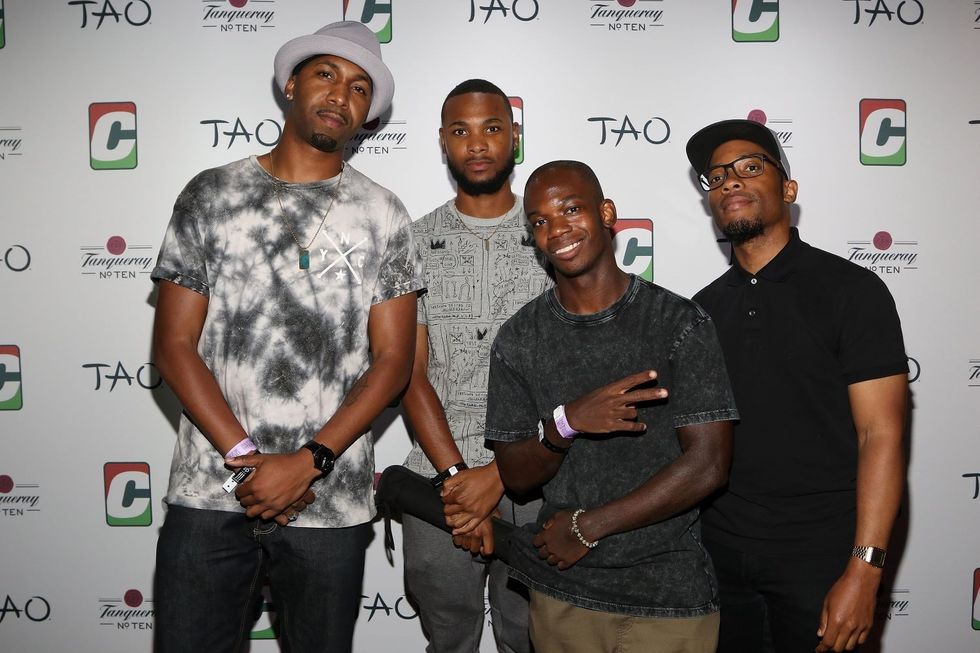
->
<box><xmin>326</xmin><ymin>84</ymin><xmax>350</xmax><ymax>108</ymax></box>
<box><xmin>467</xmin><ymin>132</ymin><xmax>488</xmax><ymax>154</ymax></box>
<box><xmin>547</xmin><ymin>215</ymin><xmax>572</xmax><ymax>239</ymax></box>
<box><xmin>720</xmin><ymin>170</ymin><xmax>742</xmax><ymax>192</ymax></box>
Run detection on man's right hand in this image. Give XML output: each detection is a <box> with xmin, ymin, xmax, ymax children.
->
<box><xmin>564</xmin><ymin>370</ymin><xmax>668</xmax><ymax>434</ymax></box>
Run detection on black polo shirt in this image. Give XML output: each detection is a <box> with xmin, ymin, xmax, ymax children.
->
<box><xmin>693</xmin><ymin>228</ymin><xmax>907</xmax><ymax>552</ymax></box>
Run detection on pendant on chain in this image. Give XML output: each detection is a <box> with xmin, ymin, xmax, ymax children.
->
<box><xmin>299</xmin><ymin>249</ymin><xmax>310</xmax><ymax>270</ymax></box>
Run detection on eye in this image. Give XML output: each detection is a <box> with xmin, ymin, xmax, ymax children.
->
<box><xmin>452</xmin><ymin>128</ymin><xmax>467</xmax><ymax>137</ymax></box>
<box><xmin>352</xmin><ymin>84</ymin><xmax>367</xmax><ymax>95</ymax></box>
<box><xmin>565</xmin><ymin>206</ymin><xmax>581</xmax><ymax>215</ymax></box>
<box><xmin>486</xmin><ymin>126</ymin><xmax>500</xmax><ymax>134</ymax></box>
<box><xmin>743</xmin><ymin>162</ymin><xmax>761</xmax><ymax>173</ymax></box>
<box><xmin>318</xmin><ymin>70</ymin><xmax>334</xmax><ymax>79</ymax></box>
<box><xmin>532</xmin><ymin>217</ymin><xmax>546</xmax><ymax>227</ymax></box>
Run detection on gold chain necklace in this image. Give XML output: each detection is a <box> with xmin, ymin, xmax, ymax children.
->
<box><xmin>267</xmin><ymin>150</ymin><xmax>343</xmax><ymax>270</ymax></box>
<box><xmin>453</xmin><ymin>201</ymin><xmax>512</xmax><ymax>252</ymax></box>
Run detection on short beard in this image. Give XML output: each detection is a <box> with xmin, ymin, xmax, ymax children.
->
<box><xmin>310</xmin><ymin>132</ymin><xmax>340</xmax><ymax>153</ymax></box>
<box><xmin>448</xmin><ymin>154</ymin><xmax>515</xmax><ymax>196</ymax></box>
<box><xmin>723</xmin><ymin>218</ymin><xmax>765</xmax><ymax>245</ymax></box>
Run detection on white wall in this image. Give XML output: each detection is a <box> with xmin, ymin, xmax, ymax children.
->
<box><xmin>1</xmin><ymin>1</ymin><xmax>978</xmax><ymax>651</ymax></box>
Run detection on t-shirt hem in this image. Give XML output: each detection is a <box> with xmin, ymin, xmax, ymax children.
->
<box><xmin>164</xmin><ymin>494</ymin><xmax>376</xmax><ymax>529</ymax></box>
<box><xmin>152</xmin><ymin>266</ymin><xmax>210</xmax><ymax>296</ymax></box>
<box><xmin>673</xmin><ymin>408</ymin><xmax>740</xmax><ymax>429</ymax></box>
<box><xmin>509</xmin><ymin>569</ymin><xmax>719</xmax><ymax>618</ymax></box>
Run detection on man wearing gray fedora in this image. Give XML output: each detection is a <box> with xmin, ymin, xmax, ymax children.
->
<box><xmin>151</xmin><ymin>21</ymin><xmax>421</xmax><ymax>652</ymax></box>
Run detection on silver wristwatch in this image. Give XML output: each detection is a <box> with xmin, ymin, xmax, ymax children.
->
<box><xmin>851</xmin><ymin>545</ymin><xmax>887</xmax><ymax>568</ymax></box>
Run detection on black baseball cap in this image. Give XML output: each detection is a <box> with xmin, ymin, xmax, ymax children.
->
<box><xmin>686</xmin><ymin>119</ymin><xmax>784</xmax><ymax>174</ymax></box>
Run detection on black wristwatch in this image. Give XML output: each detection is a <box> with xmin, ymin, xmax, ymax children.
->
<box><xmin>301</xmin><ymin>441</ymin><xmax>336</xmax><ymax>478</ymax></box>
<box><xmin>431</xmin><ymin>461</ymin><xmax>468</xmax><ymax>488</ymax></box>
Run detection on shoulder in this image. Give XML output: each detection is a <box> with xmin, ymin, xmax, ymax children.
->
<box><xmin>799</xmin><ymin>241</ymin><xmax>895</xmax><ymax>302</ymax></box>
<box><xmin>341</xmin><ymin>165</ymin><xmax>409</xmax><ymax>213</ymax></box>
<box><xmin>634</xmin><ymin>278</ymin><xmax>710</xmax><ymax>323</ymax></box>
<box><xmin>691</xmin><ymin>267</ymin><xmax>732</xmax><ymax>310</ymax></box>
<box><xmin>179</xmin><ymin>157</ymin><xmax>252</xmax><ymax>197</ymax></box>
<box><xmin>495</xmin><ymin>291</ymin><xmax>550</xmax><ymax>347</ymax></box>
<box><xmin>411</xmin><ymin>200</ymin><xmax>454</xmax><ymax>238</ymax></box>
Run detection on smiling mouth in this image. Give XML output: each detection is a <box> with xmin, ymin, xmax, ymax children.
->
<box><xmin>553</xmin><ymin>241</ymin><xmax>581</xmax><ymax>256</ymax></box>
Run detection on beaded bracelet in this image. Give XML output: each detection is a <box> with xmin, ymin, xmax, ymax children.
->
<box><xmin>570</xmin><ymin>508</ymin><xmax>598</xmax><ymax>549</ymax></box>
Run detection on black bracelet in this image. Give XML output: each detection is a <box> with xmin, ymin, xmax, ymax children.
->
<box><xmin>430</xmin><ymin>461</ymin><xmax>468</xmax><ymax>488</ymax></box>
<box><xmin>538</xmin><ymin>422</ymin><xmax>570</xmax><ymax>455</ymax></box>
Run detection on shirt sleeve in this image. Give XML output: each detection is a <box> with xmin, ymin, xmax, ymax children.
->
<box><xmin>372</xmin><ymin>196</ymin><xmax>424</xmax><ymax>305</ymax></box>
<box><xmin>668</xmin><ymin>315</ymin><xmax>740</xmax><ymax>429</ymax></box>
<box><xmin>150</xmin><ymin>176</ymin><xmax>211</xmax><ymax>297</ymax></box>
<box><xmin>837</xmin><ymin>274</ymin><xmax>909</xmax><ymax>384</ymax></box>
<box><xmin>485</xmin><ymin>336</ymin><xmax>539</xmax><ymax>443</ymax></box>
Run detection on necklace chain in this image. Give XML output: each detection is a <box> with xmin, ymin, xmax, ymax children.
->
<box><xmin>268</xmin><ymin>150</ymin><xmax>342</xmax><ymax>268</ymax></box>
<box><xmin>453</xmin><ymin>201</ymin><xmax>513</xmax><ymax>251</ymax></box>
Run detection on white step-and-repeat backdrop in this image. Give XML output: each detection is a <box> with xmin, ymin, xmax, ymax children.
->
<box><xmin>2</xmin><ymin>1</ymin><xmax>979</xmax><ymax>651</ymax></box>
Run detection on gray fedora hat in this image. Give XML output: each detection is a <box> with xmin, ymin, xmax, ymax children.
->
<box><xmin>274</xmin><ymin>21</ymin><xmax>394</xmax><ymax>123</ymax></box>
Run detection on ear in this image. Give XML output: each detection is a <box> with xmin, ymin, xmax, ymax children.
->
<box><xmin>600</xmin><ymin>199</ymin><xmax>617</xmax><ymax>229</ymax></box>
<box><xmin>512</xmin><ymin>121</ymin><xmax>521</xmax><ymax>155</ymax></box>
<box><xmin>284</xmin><ymin>77</ymin><xmax>296</xmax><ymax>101</ymax></box>
<box><xmin>783</xmin><ymin>179</ymin><xmax>798</xmax><ymax>204</ymax></box>
<box><xmin>438</xmin><ymin>127</ymin><xmax>446</xmax><ymax>154</ymax></box>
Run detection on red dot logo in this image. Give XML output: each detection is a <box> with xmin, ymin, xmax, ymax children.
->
<box><xmin>124</xmin><ymin>589</ymin><xmax>143</xmax><ymax>607</ymax></box>
<box><xmin>747</xmin><ymin>109</ymin><xmax>767</xmax><ymax>125</ymax></box>
<box><xmin>229</xmin><ymin>0</ymin><xmax>248</xmax><ymax>7</ymax></box>
<box><xmin>106</xmin><ymin>236</ymin><xmax>127</xmax><ymax>255</ymax></box>
<box><xmin>873</xmin><ymin>231</ymin><xmax>893</xmax><ymax>250</ymax></box>
<box><xmin>0</xmin><ymin>475</ymin><xmax>13</xmax><ymax>493</ymax></box>
<box><xmin>618</xmin><ymin>0</ymin><xmax>637</xmax><ymax>7</ymax></box>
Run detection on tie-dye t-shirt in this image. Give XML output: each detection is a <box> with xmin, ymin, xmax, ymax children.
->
<box><xmin>152</xmin><ymin>156</ymin><xmax>422</xmax><ymax>528</ymax></box>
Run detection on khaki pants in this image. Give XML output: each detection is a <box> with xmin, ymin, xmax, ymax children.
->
<box><xmin>528</xmin><ymin>590</ymin><xmax>720</xmax><ymax>653</ymax></box>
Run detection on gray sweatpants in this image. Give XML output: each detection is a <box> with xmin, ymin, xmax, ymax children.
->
<box><xmin>403</xmin><ymin>493</ymin><xmax>541</xmax><ymax>653</ymax></box>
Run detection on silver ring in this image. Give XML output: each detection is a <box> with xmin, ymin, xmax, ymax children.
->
<box><xmin>287</xmin><ymin>514</ymin><xmax>298</xmax><ymax>522</ymax></box>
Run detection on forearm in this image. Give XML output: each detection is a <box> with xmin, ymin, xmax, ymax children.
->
<box><xmin>312</xmin><ymin>351</ymin><xmax>413</xmax><ymax>454</ymax></box>
<box><xmin>578</xmin><ymin>431</ymin><xmax>730</xmax><ymax>541</ymax></box>
<box><xmin>494</xmin><ymin>425</ymin><xmax>566</xmax><ymax>494</ymax></box>
<box><xmin>402</xmin><ymin>373</ymin><xmax>464</xmax><ymax>471</ymax></box>
<box><xmin>155</xmin><ymin>341</ymin><xmax>247</xmax><ymax>456</ymax></box>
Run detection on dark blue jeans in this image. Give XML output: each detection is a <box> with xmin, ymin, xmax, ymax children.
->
<box><xmin>154</xmin><ymin>504</ymin><xmax>371</xmax><ymax>653</ymax></box>
<box><xmin>704</xmin><ymin>537</ymin><xmax>854</xmax><ymax>653</ymax></box>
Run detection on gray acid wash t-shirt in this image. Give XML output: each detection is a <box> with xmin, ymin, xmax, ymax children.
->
<box><xmin>152</xmin><ymin>156</ymin><xmax>422</xmax><ymax>528</ymax></box>
<box><xmin>403</xmin><ymin>197</ymin><xmax>551</xmax><ymax>476</ymax></box>
<box><xmin>486</xmin><ymin>276</ymin><xmax>738</xmax><ymax>617</ymax></box>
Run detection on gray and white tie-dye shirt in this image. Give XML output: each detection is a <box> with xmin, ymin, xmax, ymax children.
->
<box><xmin>152</xmin><ymin>156</ymin><xmax>422</xmax><ymax>528</ymax></box>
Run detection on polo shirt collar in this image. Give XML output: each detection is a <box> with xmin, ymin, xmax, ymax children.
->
<box><xmin>725</xmin><ymin>227</ymin><xmax>804</xmax><ymax>286</ymax></box>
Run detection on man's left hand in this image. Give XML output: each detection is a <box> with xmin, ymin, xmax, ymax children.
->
<box><xmin>229</xmin><ymin>451</ymin><xmax>320</xmax><ymax>521</ymax></box>
<box><xmin>532</xmin><ymin>510</ymin><xmax>590</xmax><ymax>571</ymax></box>
<box><xmin>816</xmin><ymin>562</ymin><xmax>882</xmax><ymax>652</ymax></box>
<box><xmin>442</xmin><ymin>463</ymin><xmax>504</xmax><ymax>535</ymax></box>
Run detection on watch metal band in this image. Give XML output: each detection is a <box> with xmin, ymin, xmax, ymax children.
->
<box><xmin>851</xmin><ymin>545</ymin><xmax>887</xmax><ymax>568</ymax></box>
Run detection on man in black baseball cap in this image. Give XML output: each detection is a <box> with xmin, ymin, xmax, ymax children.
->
<box><xmin>687</xmin><ymin>119</ymin><xmax>909</xmax><ymax>653</ymax></box>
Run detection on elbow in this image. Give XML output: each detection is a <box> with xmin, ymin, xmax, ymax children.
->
<box><xmin>702</xmin><ymin>455</ymin><xmax>730</xmax><ymax>494</ymax></box>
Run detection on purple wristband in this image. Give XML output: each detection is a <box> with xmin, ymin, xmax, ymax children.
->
<box><xmin>553</xmin><ymin>405</ymin><xmax>579</xmax><ymax>440</ymax></box>
<box><xmin>225</xmin><ymin>437</ymin><xmax>258</xmax><ymax>460</ymax></box>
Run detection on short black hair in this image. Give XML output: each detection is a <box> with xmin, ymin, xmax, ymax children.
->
<box><xmin>526</xmin><ymin>160</ymin><xmax>605</xmax><ymax>204</ymax></box>
<box><xmin>441</xmin><ymin>79</ymin><xmax>514</xmax><ymax>124</ymax></box>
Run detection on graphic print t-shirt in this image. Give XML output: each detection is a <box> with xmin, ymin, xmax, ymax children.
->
<box><xmin>152</xmin><ymin>156</ymin><xmax>422</xmax><ymax>528</ymax></box>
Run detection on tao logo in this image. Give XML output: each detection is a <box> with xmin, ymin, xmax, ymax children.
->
<box><xmin>68</xmin><ymin>0</ymin><xmax>151</xmax><ymax>28</ymax></box>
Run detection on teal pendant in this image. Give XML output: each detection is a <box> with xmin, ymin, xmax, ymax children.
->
<box><xmin>299</xmin><ymin>249</ymin><xmax>310</xmax><ymax>270</ymax></box>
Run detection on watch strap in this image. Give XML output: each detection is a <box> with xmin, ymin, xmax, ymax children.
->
<box><xmin>431</xmin><ymin>462</ymin><xmax>468</xmax><ymax>488</ymax></box>
<box><xmin>851</xmin><ymin>545</ymin><xmax>887</xmax><ymax>568</ymax></box>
